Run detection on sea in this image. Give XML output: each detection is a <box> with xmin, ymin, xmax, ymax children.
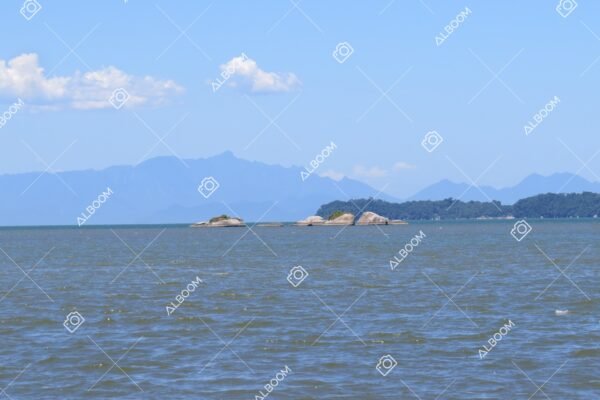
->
<box><xmin>0</xmin><ymin>220</ymin><xmax>598</xmax><ymax>399</ymax></box>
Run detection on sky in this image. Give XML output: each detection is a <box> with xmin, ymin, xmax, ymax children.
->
<box><xmin>1</xmin><ymin>0</ymin><xmax>599</xmax><ymax>198</ymax></box>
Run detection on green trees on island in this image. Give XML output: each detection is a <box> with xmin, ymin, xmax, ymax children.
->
<box><xmin>512</xmin><ymin>192</ymin><xmax>600</xmax><ymax>218</ymax></box>
<box><xmin>327</xmin><ymin>210</ymin><xmax>346</xmax><ymax>220</ymax></box>
<box><xmin>316</xmin><ymin>192</ymin><xmax>600</xmax><ymax>220</ymax></box>
<box><xmin>209</xmin><ymin>214</ymin><xmax>231</xmax><ymax>223</ymax></box>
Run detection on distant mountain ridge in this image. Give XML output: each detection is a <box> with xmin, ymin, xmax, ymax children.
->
<box><xmin>0</xmin><ymin>152</ymin><xmax>391</xmax><ymax>226</ymax></box>
<box><xmin>1</xmin><ymin>152</ymin><xmax>598</xmax><ymax>226</ymax></box>
<box><xmin>409</xmin><ymin>173</ymin><xmax>600</xmax><ymax>204</ymax></box>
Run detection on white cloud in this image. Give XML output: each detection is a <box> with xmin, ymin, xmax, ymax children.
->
<box><xmin>0</xmin><ymin>53</ymin><xmax>183</xmax><ymax>109</ymax></box>
<box><xmin>319</xmin><ymin>169</ymin><xmax>345</xmax><ymax>181</ymax></box>
<box><xmin>218</xmin><ymin>54</ymin><xmax>300</xmax><ymax>93</ymax></box>
<box><xmin>393</xmin><ymin>161</ymin><xmax>416</xmax><ymax>171</ymax></box>
<box><xmin>353</xmin><ymin>165</ymin><xmax>388</xmax><ymax>178</ymax></box>
<box><xmin>344</xmin><ymin>162</ymin><xmax>417</xmax><ymax>181</ymax></box>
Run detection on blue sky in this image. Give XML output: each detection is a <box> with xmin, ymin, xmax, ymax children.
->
<box><xmin>1</xmin><ymin>0</ymin><xmax>599</xmax><ymax>198</ymax></box>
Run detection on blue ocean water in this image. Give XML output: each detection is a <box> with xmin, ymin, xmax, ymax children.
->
<box><xmin>0</xmin><ymin>220</ymin><xmax>598</xmax><ymax>399</ymax></box>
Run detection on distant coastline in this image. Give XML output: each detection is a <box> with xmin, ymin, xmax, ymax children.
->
<box><xmin>1</xmin><ymin>192</ymin><xmax>599</xmax><ymax>229</ymax></box>
<box><xmin>189</xmin><ymin>192</ymin><xmax>600</xmax><ymax>228</ymax></box>
<box><xmin>2</xmin><ymin>151</ymin><xmax>599</xmax><ymax>226</ymax></box>
<box><xmin>316</xmin><ymin>192</ymin><xmax>600</xmax><ymax>221</ymax></box>
<box><xmin>1</xmin><ymin>217</ymin><xmax>599</xmax><ymax>229</ymax></box>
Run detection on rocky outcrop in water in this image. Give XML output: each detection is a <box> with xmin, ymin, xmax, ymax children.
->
<box><xmin>295</xmin><ymin>216</ymin><xmax>325</xmax><ymax>226</ymax></box>
<box><xmin>191</xmin><ymin>215</ymin><xmax>245</xmax><ymax>227</ymax></box>
<box><xmin>356</xmin><ymin>211</ymin><xmax>389</xmax><ymax>225</ymax></box>
<box><xmin>325</xmin><ymin>213</ymin><xmax>355</xmax><ymax>225</ymax></box>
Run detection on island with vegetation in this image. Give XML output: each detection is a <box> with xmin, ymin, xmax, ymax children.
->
<box><xmin>316</xmin><ymin>192</ymin><xmax>600</xmax><ymax>221</ymax></box>
<box><xmin>191</xmin><ymin>214</ymin><xmax>245</xmax><ymax>227</ymax></box>
<box><xmin>190</xmin><ymin>192</ymin><xmax>600</xmax><ymax>227</ymax></box>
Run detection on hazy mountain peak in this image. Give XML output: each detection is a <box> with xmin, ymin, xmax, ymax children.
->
<box><xmin>411</xmin><ymin>172</ymin><xmax>598</xmax><ymax>204</ymax></box>
<box><xmin>0</xmin><ymin>153</ymin><xmax>386</xmax><ymax>226</ymax></box>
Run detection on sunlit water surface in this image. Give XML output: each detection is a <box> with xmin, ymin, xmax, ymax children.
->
<box><xmin>0</xmin><ymin>221</ymin><xmax>598</xmax><ymax>399</ymax></box>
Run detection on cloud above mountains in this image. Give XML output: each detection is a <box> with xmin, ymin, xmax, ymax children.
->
<box><xmin>216</xmin><ymin>54</ymin><xmax>301</xmax><ymax>94</ymax></box>
<box><xmin>0</xmin><ymin>53</ymin><xmax>183</xmax><ymax>109</ymax></box>
<box><xmin>353</xmin><ymin>165</ymin><xmax>388</xmax><ymax>178</ymax></box>
<box><xmin>352</xmin><ymin>162</ymin><xmax>417</xmax><ymax>178</ymax></box>
<box><xmin>0</xmin><ymin>53</ymin><xmax>300</xmax><ymax>110</ymax></box>
<box><xmin>393</xmin><ymin>161</ymin><xmax>416</xmax><ymax>171</ymax></box>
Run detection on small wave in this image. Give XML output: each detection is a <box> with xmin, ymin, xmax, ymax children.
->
<box><xmin>572</xmin><ymin>348</ymin><xmax>600</xmax><ymax>357</ymax></box>
<box><xmin>218</xmin><ymin>291</ymin><xmax>252</xmax><ymax>299</ymax></box>
<box><xmin>368</xmin><ymin>331</ymin><xmax>426</xmax><ymax>343</ymax></box>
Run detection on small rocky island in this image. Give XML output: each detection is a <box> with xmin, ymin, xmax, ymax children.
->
<box><xmin>325</xmin><ymin>211</ymin><xmax>355</xmax><ymax>225</ymax></box>
<box><xmin>356</xmin><ymin>211</ymin><xmax>388</xmax><ymax>225</ymax></box>
<box><xmin>295</xmin><ymin>215</ymin><xmax>326</xmax><ymax>226</ymax></box>
<box><xmin>191</xmin><ymin>214</ymin><xmax>245</xmax><ymax>227</ymax></box>
<box><xmin>294</xmin><ymin>212</ymin><xmax>356</xmax><ymax>225</ymax></box>
<box><xmin>192</xmin><ymin>211</ymin><xmax>406</xmax><ymax>227</ymax></box>
<box><xmin>295</xmin><ymin>211</ymin><xmax>406</xmax><ymax>226</ymax></box>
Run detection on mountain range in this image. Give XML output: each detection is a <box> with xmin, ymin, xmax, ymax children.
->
<box><xmin>0</xmin><ymin>151</ymin><xmax>386</xmax><ymax>226</ymax></box>
<box><xmin>410</xmin><ymin>173</ymin><xmax>600</xmax><ymax>204</ymax></box>
<box><xmin>0</xmin><ymin>151</ymin><xmax>597</xmax><ymax>226</ymax></box>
